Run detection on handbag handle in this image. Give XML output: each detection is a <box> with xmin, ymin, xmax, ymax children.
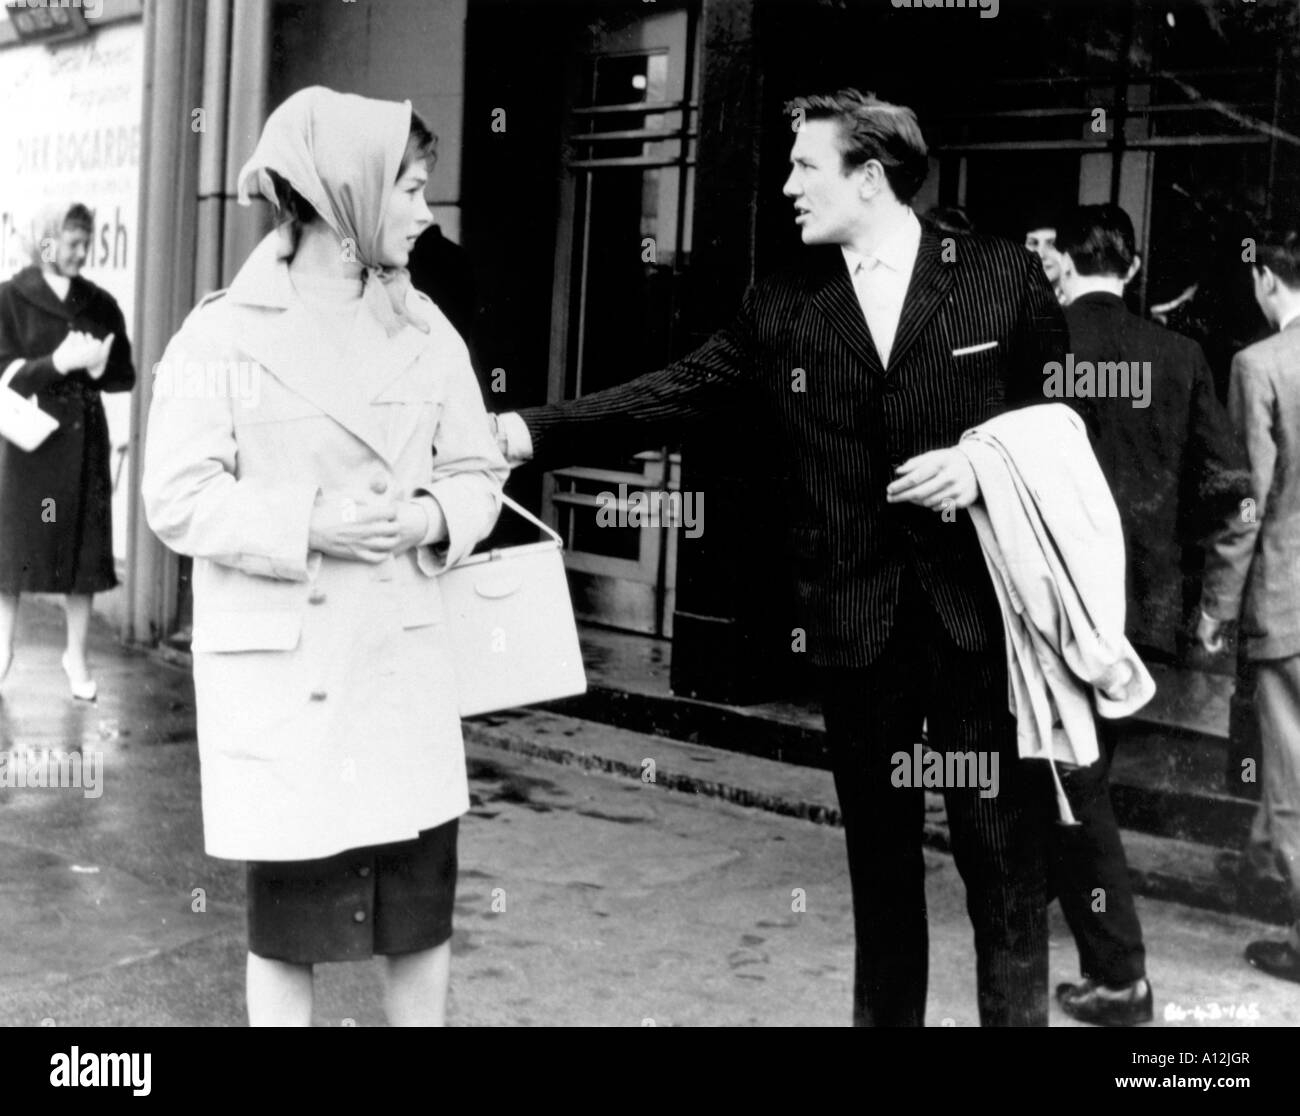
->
<box><xmin>1</xmin><ymin>359</ymin><xmax>27</xmax><ymax>393</ymax></box>
<box><xmin>500</xmin><ymin>493</ymin><xmax>564</xmax><ymax>547</ymax></box>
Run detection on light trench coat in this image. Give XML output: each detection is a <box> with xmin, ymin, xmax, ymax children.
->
<box><xmin>142</xmin><ymin>233</ymin><xmax>507</xmax><ymax>861</ymax></box>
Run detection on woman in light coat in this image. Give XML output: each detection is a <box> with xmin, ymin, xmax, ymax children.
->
<box><xmin>142</xmin><ymin>88</ymin><xmax>507</xmax><ymax>1026</ymax></box>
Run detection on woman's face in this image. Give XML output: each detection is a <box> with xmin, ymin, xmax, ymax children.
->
<box><xmin>48</xmin><ymin>226</ymin><xmax>91</xmax><ymax>277</ymax></box>
<box><xmin>378</xmin><ymin>161</ymin><xmax>433</xmax><ymax>267</ymax></box>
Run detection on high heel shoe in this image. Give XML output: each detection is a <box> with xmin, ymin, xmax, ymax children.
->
<box><xmin>60</xmin><ymin>654</ymin><xmax>97</xmax><ymax>702</ymax></box>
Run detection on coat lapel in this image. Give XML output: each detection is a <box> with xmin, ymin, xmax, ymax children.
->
<box><xmin>808</xmin><ymin>248</ymin><xmax>885</xmax><ymax>376</ymax></box>
<box><xmin>12</xmin><ymin>267</ymin><xmax>77</xmax><ymax>322</ymax></box>
<box><xmin>226</xmin><ymin>234</ymin><xmax>433</xmax><ymax>466</ymax></box>
<box><xmin>887</xmin><ymin>226</ymin><xmax>955</xmax><ymax>374</ymax></box>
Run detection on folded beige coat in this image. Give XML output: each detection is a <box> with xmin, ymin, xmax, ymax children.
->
<box><xmin>958</xmin><ymin>404</ymin><xmax>1156</xmax><ymax>788</ymax></box>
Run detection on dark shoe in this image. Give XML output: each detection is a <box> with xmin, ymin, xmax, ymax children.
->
<box><xmin>1244</xmin><ymin>940</ymin><xmax>1300</xmax><ymax>985</ymax></box>
<box><xmin>1057</xmin><ymin>977</ymin><xmax>1153</xmax><ymax>1027</ymax></box>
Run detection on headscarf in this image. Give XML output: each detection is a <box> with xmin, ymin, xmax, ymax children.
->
<box><xmin>236</xmin><ymin>86</ymin><xmax>429</xmax><ymax>335</ymax></box>
<box><xmin>20</xmin><ymin>201</ymin><xmax>93</xmax><ymax>268</ymax></box>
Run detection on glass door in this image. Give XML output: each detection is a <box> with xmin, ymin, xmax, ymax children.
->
<box><xmin>543</xmin><ymin>5</ymin><xmax>698</xmax><ymax>637</ymax></box>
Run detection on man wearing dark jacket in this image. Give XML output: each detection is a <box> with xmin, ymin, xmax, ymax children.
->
<box><xmin>1050</xmin><ymin>204</ymin><xmax>1252</xmax><ymax>1025</ymax></box>
<box><xmin>496</xmin><ymin>90</ymin><xmax>1070</xmax><ymax>1027</ymax></box>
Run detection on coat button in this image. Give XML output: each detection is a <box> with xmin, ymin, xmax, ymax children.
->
<box><xmin>308</xmin><ymin>588</ymin><xmax>326</xmax><ymax>604</ymax></box>
<box><xmin>353</xmin><ymin>909</ymin><xmax>367</xmax><ymax>923</ymax></box>
<box><xmin>370</xmin><ymin>475</ymin><xmax>389</xmax><ymax>495</ymax></box>
<box><xmin>309</xmin><ymin>689</ymin><xmax>328</xmax><ymax>701</ymax></box>
<box><xmin>357</xmin><ymin>865</ymin><xmax>371</xmax><ymax>878</ymax></box>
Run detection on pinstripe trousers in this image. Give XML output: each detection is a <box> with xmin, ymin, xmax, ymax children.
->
<box><xmin>819</xmin><ymin>572</ymin><xmax>1051</xmax><ymax>1027</ymax></box>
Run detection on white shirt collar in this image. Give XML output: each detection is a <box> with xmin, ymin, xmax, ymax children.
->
<box><xmin>1279</xmin><ymin>306</ymin><xmax>1300</xmax><ymax>333</ymax></box>
<box><xmin>842</xmin><ymin>208</ymin><xmax>922</xmax><ymax>277</ymax></box>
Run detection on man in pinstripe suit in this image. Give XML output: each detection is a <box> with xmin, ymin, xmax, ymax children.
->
<box><xmin>496</xmin><ymin>89</ymin><xmax>1069</xmax><ymax>1026</ymax></box>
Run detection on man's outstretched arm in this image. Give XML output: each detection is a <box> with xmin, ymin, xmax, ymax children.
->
<box><xmin>495</xmin><ymin>288</ymin><xmax>758</xmax><ymax>469</ymax></box>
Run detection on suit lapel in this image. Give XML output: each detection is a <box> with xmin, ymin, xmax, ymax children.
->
<box><xmin>887</xmin><ymin>226</ymin><xmax>955</xmax><ymax>373</ymax></box>
<box><xmin>809</xmin><ymin>249</ymin><xmax>885</xmax><ymax>376</ymax></box>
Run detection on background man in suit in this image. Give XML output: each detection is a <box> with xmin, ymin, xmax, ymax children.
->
<box><xmin>1200</xmin><ymin>230</ymin><xmax>1300</xmax><ymax>985</ymax></box>
<box><xmin>495</xmin><ymin>89</ymin><xmax>1068</xmax><ymax>1026</ymax></box>
<box><xmin>1049</xmin><ymin>204</ymin><xmax>1251</xmax><ymax>1025</ymax></box>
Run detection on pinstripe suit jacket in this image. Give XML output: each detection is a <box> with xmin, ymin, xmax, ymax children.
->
<box><xmin>521</xmin><ymin>222</ymin><xmax>1069</xmax><ymax>668</ymax></box>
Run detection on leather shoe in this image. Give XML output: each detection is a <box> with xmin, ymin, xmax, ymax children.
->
<box><xmin>1244</xmin><ymin>940</ymin><xmax>1300</xmax><ymax>985</ymax></box>
<box><xmin>1056</xmin><ymin>977</ymin><xmax>1153</xmax><ymax>1027</ymax></box>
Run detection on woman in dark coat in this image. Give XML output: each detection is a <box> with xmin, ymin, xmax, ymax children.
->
<box><xmin>0</xmin><ymin>203</ymin><xmax>135</xmax><ymax>700</ymax></box>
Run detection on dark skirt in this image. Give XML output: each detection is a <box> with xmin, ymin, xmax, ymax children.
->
<box><xmin>246</xmin><ymin>820</ymin><xmax>459</xmax><ymax>964</ymax></box>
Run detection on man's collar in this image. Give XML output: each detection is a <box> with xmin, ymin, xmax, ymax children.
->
<box><xmin>1278</xmin><ymin>305</ymin><xmax>1300</xmax><ymax>333</ymax></box>
<box><xmin>842</xmin><ymin>207</ymin><xmax>921</xmax><ymax>276</ymax></box>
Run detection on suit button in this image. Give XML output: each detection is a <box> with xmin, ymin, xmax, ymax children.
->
<box><xmin>309</xmin><ymin>689</ymin><xmax>328</xmax><ymax>702</ymax></box>
<box><xmin>370</xmin><ymin>475</ymin><xmax>389</xmax><ymax>495</ymax></box>
<box><xmin>308</xmin><ymin>588</ymin><xmax>326</xmax><ymax>604</ymax></box>
<box><xmin>357</xmin><ymin>865</ymin><xmax>371</xmax><ymax>878</ymax></box>
<box><xmin>353</xmin><ymin>909</ymin><xmax>367</xmax><ymax>923</ymax></box>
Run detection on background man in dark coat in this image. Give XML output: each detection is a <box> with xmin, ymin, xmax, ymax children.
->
<box><xmin>495</xmin><ymin>89</ymin><xmax>1069</xmax><ymax>1027</ymax></box>
<box><xmin>0</xmin><ymin>203</ymin><xmax>135</xmax><ymax>698</ymax></box>
<box><xmin>1050</xmin><ymin>203</ymin><xmax>1251</xmax><ymax>1025</ymax></box>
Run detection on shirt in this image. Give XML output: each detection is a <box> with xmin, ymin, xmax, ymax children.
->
<box><xmin>840</xmin><ymin>207</ymin><xmax>923</xmax><ymax>369</ymax></box>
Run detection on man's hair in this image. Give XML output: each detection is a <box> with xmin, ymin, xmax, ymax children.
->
<box><xmin>784</xmin><ymin>88</ymin><xmax>929</xmax><ymax>203</ymax></box>
<box><xmin>1054</xmin><ymin>204</ymin><xmax>1137</xmax><ymax>278</ymax></box>
<box><xmin>1256</xmin><ymin>229</ymin><xmax>1300</xmax><ymax>290</ymax></box>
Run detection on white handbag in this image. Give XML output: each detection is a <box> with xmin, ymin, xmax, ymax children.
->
<box><xmin>441</xmin><ymin>493</ymin><xmax>588</xmax><ymax>717</ymax></box>
<box><xmin>0</xmin><ymin>359</ymin><xmax>59</xmax><ymax>452</ymax></box>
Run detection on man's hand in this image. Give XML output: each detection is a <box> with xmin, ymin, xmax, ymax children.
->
<box><xmin>886</xmin><ymin>448</ymin><xmax>979</xmax><ymax>510</ymax></box>
<box><xmin>489</xmin><ymin>412</ymin><xmax>534</xmax><ymax>467</ymax></box>
<box><xmin>1197</xmin><ymin>610</ymin><xmax>1229</xmax><ymax>655</ymax></box>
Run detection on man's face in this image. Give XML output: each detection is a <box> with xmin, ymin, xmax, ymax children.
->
<box><xmin>782</xmin><ymin>119</ymin><xmax>868</xmax><ymax>248</ymax></box>
<box><xmin>1024</xmin><ymin>227</ymin><xmax>1061</xmax><ymax>285</ymax></box>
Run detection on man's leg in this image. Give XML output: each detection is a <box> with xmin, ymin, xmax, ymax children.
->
<box><xmin>925</xmin><ymin>630</ymin><xmax>1050</xmax><ymax>1028</ymax></box>
<box><xmin>821</xmin><ymin>644</ymin><xmax>927</xmax><ymax>1027</ymax></box>
<box><xmin>1244</xmin><ymin>656</ymin><xmax>1300</xmax><ymax>981</ymax></box>
<box><xmin>1051</xmin><ymin>719</ymin><xmax>1147</xmax><ymax>983</ymax></box>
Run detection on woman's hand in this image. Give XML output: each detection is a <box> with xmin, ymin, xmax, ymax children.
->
<box><xmin>85</xmin><ymin>333</ymin><xmax>115</xmax><ymax>380</ymax></box>
<box><xmin>308</xmin><ymin>493</ymin><xmax>402</xmax><ymax>563</ymax></box>
<box><xmin>52</xmin><ymin>330</ymin><xmax>109</xmax><ymax>374</ymax></box>
<box><xmin>392</xmin><ymin>500</ymin><xmax>431</xmax><ymax>555</ymax></box>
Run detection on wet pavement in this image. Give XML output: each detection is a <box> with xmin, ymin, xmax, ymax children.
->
<box><xmin>2</xmin><ymin>599</ymin><xmax>1299</xmax><ymax>1027</ymax></box>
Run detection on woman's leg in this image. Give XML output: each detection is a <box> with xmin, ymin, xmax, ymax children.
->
<box><xmin>246</xmin><ymin>953</ymin><xmax>314</xmax><ymax>1026</ymax></box>
<box><xmin>382</xmin><ymin>942</ymin><xmax>451</xmax><ymax>1026</ymax></box>
<box><xmin>63</xmin><ymin>593</ymin><xmax>93</xmax><ymax>681</ymax></box>
<box><xmin>0</xmin><ymin>592</ymin><xmax>17</xmax><ymax>685</ymax></box>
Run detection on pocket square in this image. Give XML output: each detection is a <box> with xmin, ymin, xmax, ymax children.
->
<box><xmin>952</xmin><ymin>341</ymin><xmax>999</xmax><ymax>357</ymax></box>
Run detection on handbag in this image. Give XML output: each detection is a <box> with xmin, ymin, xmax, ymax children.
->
<box><xmin>441</xmin><ymin>493</ymin><xmax>588</xmax><ymax>717</ymax></box>
<box><xmin>0</xmin><ymin>359</ymin><xmax>59</xmax><ymax>452</ymax></box>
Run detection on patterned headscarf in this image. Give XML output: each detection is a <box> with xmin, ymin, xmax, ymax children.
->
<box><xmin>236</xmin><ymin>86</ymin><xmax>428</xmax><ymax>335</ymax></box>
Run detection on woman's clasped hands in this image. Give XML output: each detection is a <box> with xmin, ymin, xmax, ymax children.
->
<box><xmin>307</xmin><ymin>489</ymin><xmax>435</xmax><ymax>563</ymax></box>
<box><xmin>52</xmin><ymin>330</ymin><xmax>114</xmax><ymax>379</ymax></box>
